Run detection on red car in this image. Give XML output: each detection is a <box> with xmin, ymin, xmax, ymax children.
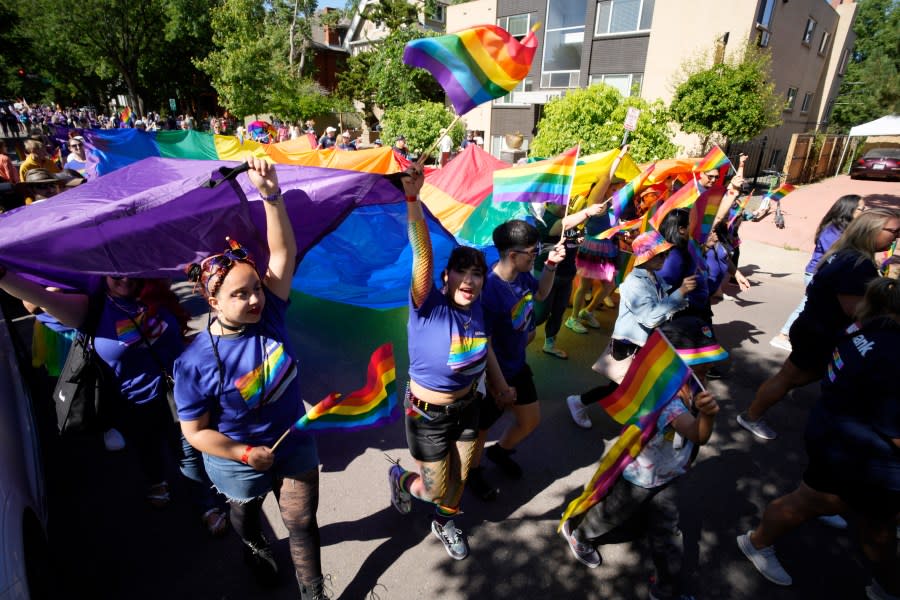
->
<box><xmin>850</xmin><ymin>147</ymin><xmax>900</xmax><ymax>180</ymax></box>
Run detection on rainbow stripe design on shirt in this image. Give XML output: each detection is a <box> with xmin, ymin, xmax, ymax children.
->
<box><xmin>115</xmin><ymin>313</ymin><xmax>166</xmax><ymax>347</ymax></box>
<box><xmin>447</xmin><ymin>334</ymin><xmax>488</xmax><ymax>373</ymax></box>
<box><xmin>234</xmin><ymin>340</ymin><xmax>297</xmax><ymax>410</ymax></box>
<box><xmin>510</xmin><ymin>292</ymin><xmax>534</xmax><ymax>331</ymax></box>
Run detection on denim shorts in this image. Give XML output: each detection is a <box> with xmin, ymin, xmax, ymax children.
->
<box><xmin>202</xmin><ymin>433</ymin><xmax>319</xmax><ymax>502</ymax></box>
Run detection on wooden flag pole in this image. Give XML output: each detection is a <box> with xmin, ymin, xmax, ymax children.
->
<box><xmin>270</xmin><ymin>426</ymin><xmax>293</xmax><ymax>452</ymax></box>
<box><xmin>417</xmin><ymin>113</ymin><xmax>464</xmax><ymax>168</ymax></box>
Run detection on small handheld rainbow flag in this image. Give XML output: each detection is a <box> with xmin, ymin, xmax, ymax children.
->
<box><xmin>598</xmin><ymin>330</ymin><xmax>691</xmax><ymax>426</ymax></box>
<box><xmin>120</xmin><ymin>106</ymin><xmax>132</xmax><ymax>123</ymax></box>
<box><xmin>403</xmin><ymin>24</ymin><xmax>540</xmax><ymax>115</ymax></box>
<box><xmin>693</xmin><ymin>145</ymin><xmax>730</xmax><ymax>173</ymax></box>
<box><xmin>291</xmin><ymin>343</ymin><xmax>398</xmax><ymax>432</ymax></box>
<box><xmin>763</xmin><ymin>183</ymin><xmax>796</xmax><ymax>203</ymax></box>
<box><xmin>688</xmin><ymin>186</ymin><xmax>726</xmax><ymax>244</ymax></box>
<box><xmin>592</xmin><ymin>216</ymin><xmax>644</xmax><ymax>240</ymax></box>
<box><xmin>493</xmin><ymin>146</ymin><xmax>578</xmax><ymax>204</ymax></box>
<box><xmin>649</xmin><ymin>179</ymin><xmax>701</xmax><ymax>230</ymax></box>
<box><xmin>610</xmin><ymin>163</ymin><xmax>655</xmax><ymax>220</ymax></box>
<box><xmin>687</xmin><ymin>238</ymin><xmax>709</xmax><ymax>275</ymax></box>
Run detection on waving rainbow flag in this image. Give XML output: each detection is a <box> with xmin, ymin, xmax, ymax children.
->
<box><xmin>292</xmin><ymin>343</ymin><xmax>398</xmax><ymax>432</ymax></box>
<box><xmin>688</xmin><ymin>186</ymin><xmax>726</xmax><ymax>244</ymax></box>
<box><xmin>559</xmin><ymin>331</ymin><xmax>691</xmax><ymax>527</ymax></box>
<box><xmin>403</xmin><ymin>24</ymin><xmax>540</xmax><ymax>115</ymax></box>
<box><xmin>649</xmin><ymin>179</ymin><xmax>701</xmax><ymax>230</ymax></box>
<box><xmin>693</xmin><ymin>144</ymin><xmax>730</xmax><ymax>173</ymax></box>
<box><xmin>120</xmin><ymin>106</ymin><xmax>132</xmax><ymax>123</ymax></box>
<box><xmin>592</xmin><ymin>216</ymin><xmax>644</xmax><ymax>240</ymax></box>
<box><xmin>493</xmin><ymin>146</ymin><xmax>578</xmax><ymax>204</ymax></box>
<box><xmin>610</xmin><ymin>163</ymin><xmax>655</xmax><ymax>220</ymax></box>
<box><xmin>764</xmin><ymin>183</ymin><xmax>796</xmax><ymax>202</ymax></box>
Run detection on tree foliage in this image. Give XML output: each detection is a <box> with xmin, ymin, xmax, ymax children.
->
<box><xmin>830</xmin><ymin>0</ymin><xmax>900</xmax><ymax>130</ymax></box>
<box><xmin>670</xmin><ymin>44</ymin><xmax>781</xmax><ymax>147</ymax></box>
<box><xmin>530</xmin><ymin>84</ymin><xmax>677</xmax><ymax>163</ymax></box>
<box><xmin>380</xmin><ymin>101</ymin><xmax>465</xmax><ymax>158</ymax></box>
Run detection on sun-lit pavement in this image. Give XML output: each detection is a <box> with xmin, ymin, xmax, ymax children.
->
<box><xmin>37</xmin><ymin>177</ymin><xmax>898</xmax><ymax>599</ymax></box>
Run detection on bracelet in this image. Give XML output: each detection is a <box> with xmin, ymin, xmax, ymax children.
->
<box><xmin>405</xmin><ymin>195</ymin><xmax>418</xmax><ymax>203</ymax></box>
<box><xmin>260</xmin><ymin>188</ymin><xmax>282</xmax><ymax>203</ymax></box>
<box><xmin>545</xmin><ymin>261</ymin><xmax>558</xmax><ymax>271</ymax></box>
<box><xmin>240</xmin><ymin>445</ymin><xmax>253</xmax><ymax>464</ymax></box>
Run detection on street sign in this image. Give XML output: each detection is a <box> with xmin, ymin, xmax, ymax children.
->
<box><xmin>624</xmin><ymin>107</ymin><xmax>641</xmax><ymax>131</ymax></box>
<box><xmin>169</xmin><ymin>98</ymin><xmax>176</xmax><ymax>111</ymax></box>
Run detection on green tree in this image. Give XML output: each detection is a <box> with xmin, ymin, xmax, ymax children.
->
<box><xmin>380</xmin><ymin>101</ymin><xmax>465</xmax><ymax>158</ymax></box>
<box><xmin>530</xmin><ymin>84</ymin><xmax>677</xmax><ymax>163</ymax></box>
<box><xmin>670</xmin><ymin>44</ymin><xmax>781</xmax><ymax>149</ymax></box>
<box><xmin>830</xmin><ymin>0</ymin><xmax>900</xmax><ymax>130</ymax></box>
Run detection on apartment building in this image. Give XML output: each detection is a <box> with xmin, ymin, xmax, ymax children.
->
<box><xmin>448</xmin><ymin>0</ymin><xmax>858</xmax><ymax>167</ymax></box>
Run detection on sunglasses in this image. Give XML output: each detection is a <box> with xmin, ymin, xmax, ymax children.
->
<box><xmin>703</xmin><ymin>173</ymin><xmax>719</xmax><ymax>180</ymax></box>
<box><xmin>201</xmin><ymin>246</ymin><xmax>250</xmax><ymax>272</ymax></box>
<box><xmin>512</xmin><ymin>242</ymin><xmax>542</xmax><ymax>257</ymax></box>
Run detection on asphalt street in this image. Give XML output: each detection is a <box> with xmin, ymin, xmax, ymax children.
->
<box><xmin>29</xmin><ymin>177</ymin><xmax>899</xmax><ymax>599</ymax></box>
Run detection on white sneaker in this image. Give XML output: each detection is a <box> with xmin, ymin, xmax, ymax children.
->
<box><xmin>818</xmin><ymin>514</ymin><xmax>848</xmax><ymax>529</ymax></box>
<box><xmin>866</xmin><ymin>580</ymin><xmax>900</xmax><ymax>600</ymax></box>
<box><xmin>103</xmin><ymin>428</ymin><xmax>126</xmax><ymax>451</ymax></box>
<box><xmin>769</xmin><ymin>336</ymin><xmax>792</xmax><ymax>351</ymax></box>
<box><xmin>737</xmin><ymin>531</ymin><xmax>792</xmax><ymax>586</ymax></box>
<box><xmin>566</xmin><ymin>395</ymin><xmax>592</xmax><ymax>429</ymax></box>
<box><xmin>737</xmin><ymin>413</ymin><xmax>778</xmax><ymax>440</ymax></box>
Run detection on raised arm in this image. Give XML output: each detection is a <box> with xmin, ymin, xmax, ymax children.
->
<box><xmin>0</xmin><ymin>270</ymin><xmax>88</xmax><ymax>328</ymax></box>
<box><xmin>714</xmin><ymin>153</ymin><xmax>747</xmax><ymax>226</ymax></box>
<box><xmin>248</xmin><ymin>157</ymin><xmax>296</xmax><ymax>302</ymax></box>
<box><xmin>403</xmin><ymin>166</ymin><xmax>431</xmax><ymax>308</ymax></box>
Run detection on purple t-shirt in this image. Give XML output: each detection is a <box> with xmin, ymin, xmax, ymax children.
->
<box><xmin>407</xmin><ymin>285</ymin><xmax>488</xmax><ymax>392</ymax></box>
<box><xmin>92</xmin><ymin>296</ymin><xmax>184</xmax><ymax>405</ymax></box>
<box><xmin>174</xmin><ymin>290</ymin><xmax>311</xmax><ymax>448</ymax></box>
<box><xmin>481</xmin><ymin>269</ymin><xmax>539</xmax><ymax>378</ymax></box>
<box><xmin>805</xmin><ymin>223</ymin><xmax>842</xmax><ymax>274</ymax></box>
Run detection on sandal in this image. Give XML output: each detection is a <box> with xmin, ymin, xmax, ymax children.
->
<box><xmin>147</xmin><ymin>481</ymin><xmax>170</xmax><ymax>509</ymax></box>
<box><xmin>202</xmin><ymin>507</ymin><xmax>228</xmax><ymax>536</ymax></box>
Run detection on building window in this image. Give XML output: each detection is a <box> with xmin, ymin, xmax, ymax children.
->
<box><xmin>595</xmin><ymin>0</ymin><xmax>654</xmax><ymax>36</ymax></box>
<box><xmin>818</xmin><ymin>30</ymin><xmax>830</xmax><ymax>55</ymax></box>
<box><xmin>589</xmin><ymin>73</ymin><xmax>643</xmax><ymax>96</ymax></box>
<box><xmin>494</xmin><ymin>78</ymin><xmax>535</xmax><ymax>105</ymax></box>
<box><xmin>823</xmin><ymin>99</ymin><xmax>835</xmax><ymax>123</ymax></box>
<box><xmin>427</xmin><ymin>4</ymin><xmax>445</xmax><ymax>22</ymax></box>
<box><xmin>755</xmin><ymin>0</ymin><xmax>775</xmax><ymax>47</ymax></box>
<box><xmin>838</xmin><ymin>47</ymin><xmax>850</xmax><ymax>74</ymax></box>
<box><xmin>802</xmin><ymin>17</ymin><xmax>816</xmax><ymax>45</ymax></box>
<box><xmin>498</xmin><ymin>14</ymin><xmax>532</xmax><ymax>39</ymax></box>
<box><xmin>785</xmin><ymin>87</ymin><xmax>798</xmax><ymax>111</ymax></box>
<box><xmin>800</xmin><ymin>92</ymin><xmax>813</xmax><ymax>114</ymax></box>
<box><xmin>541</xmin><ymin>0</ymin><xmax>585</xmax><ymax>89</ymax></box>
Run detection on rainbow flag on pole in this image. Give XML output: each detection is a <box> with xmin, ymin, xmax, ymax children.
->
<box><xmin>649</xmin><ymin>179</ymin><xmax>701</xmax><ymax>230</ymax></box>
<box><xmin>693</xmin><ymin>144</ymin><xmax>730</xmax><ymax>173</ymax></box>
<box><xmin>688</xmin><ymin>186</ymin><xmax>726</xmax><ymax>244</ymax></box>
<box><xmin>610</xmin><ymin>163</ymin><xmax>655</xmax><ymax>220</ymax></box>
<box><xmin>763</xmin><ymin>183</ymin><xmax>796</xmax><ymax>203</ymax></box>
<box><xmin>591</xmin><ymin>216</ymin><xmax>644</xmax><ymax>240</ymax></box>
<box><xmin>291</xmin><ymin>343</ymin><xmax>398</xmax><ymax>432</ymax></box>
<box><xmin>492</xmin><ymin>146</ymin><xmax>578</xmax><ymax>204</ymax></box>
<box><xmin>120</xmin><ymin>106</ymin><xmax>132</xmax><ymax>123</ymax></box>
<box><xmin>559</xmin><ymin>331</ymin><xmax>691</xmax><ymax>526</ymax></box>
<box><xmin>403</xmin><ymin>24</ymin><xmax>540</xmax><ymax>115</ymax></box>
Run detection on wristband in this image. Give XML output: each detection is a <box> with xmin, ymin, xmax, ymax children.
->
<box><xmin>260</xmin><ymin>188</ymin><xmax>282</xmax><ymax>203</ymax></box>
<box><xmin>240</xmin><ymin>445</ymin><xmax>253</xmax><ymax>464</ymax></box>
<box><xmin>405</xmin><ymin>195</ymin><xmax>418</xmax><ymax>203</ymax></box>
<box><xmin>545</xmin><ymin>261</ymin><xmax>558</xmax><ymax>271</ymax></box>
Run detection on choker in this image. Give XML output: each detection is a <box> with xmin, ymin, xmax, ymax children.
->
<box><xmin>216</xmin><ymin>318</ymin><xmax>246</xmax><ymax>333</ymax></box>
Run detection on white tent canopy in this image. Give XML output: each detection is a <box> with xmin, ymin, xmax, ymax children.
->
<box><xmin>837</xmin><ymin>114</ymin><xmax>900</xmax><ymax>174</ymax></box>
<box><xmin>848</xmin><ymin>114</ymin><xmax>900</xmax><ymax>137</ymax></box>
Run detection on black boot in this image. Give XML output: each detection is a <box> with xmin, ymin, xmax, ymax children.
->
<box><xmin>242</xmin><ymin>537</ymin><xmax>279</xmax><ymax>587</ymax></box>
<box><xmin>298</xmin><ymin>575</ymin><xmax>330</xmax><ymax>600</ymax></box>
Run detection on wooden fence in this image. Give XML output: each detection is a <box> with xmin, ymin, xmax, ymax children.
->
<box><xmin>782</xmin><ymin>133</ymin><xmax>848</xmax><ymax>184</ymax></box>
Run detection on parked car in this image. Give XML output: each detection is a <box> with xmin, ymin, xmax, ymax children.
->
<box><xmin>0</xmin><ymin>303</ymin><xmax>49</xmax><ymax>599</ymax></box>
<box><xmin>849</xmin><ymin>147</ymin><xmax>900</xmax><ymax>180</ymax></box>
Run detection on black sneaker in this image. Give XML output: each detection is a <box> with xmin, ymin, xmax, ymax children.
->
<box><xmin>467</xmin><ymin>466</ymin><xmax>499</xmax><ymax>501</ymax></box>
<box><xmin>242</xmin><ymin>538</ymin><xmax>279</xmax><ymax>586</ymax></box>
<box><xmin>486</xmin><ymin>444</ymin><xmax>523</xmax><ymax>480</ymax></box>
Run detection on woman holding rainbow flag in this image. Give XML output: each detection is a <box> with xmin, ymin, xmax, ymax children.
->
<box><xmin>387</xmin><ymin>165</ymin><xmax>512</xmax><ymax>561</ymax></box>
<box><xmin>174</xmin><ymin>157</ymin><xmax>328</xmax><ymax>599</ymax></box>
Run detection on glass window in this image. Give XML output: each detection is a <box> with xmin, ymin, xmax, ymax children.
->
<box><xmin>785</xmin><ymin>87</ymin><xmax>798</xmax><ymax>111</ymax></box>
<box><xmin>498</xmin><ymin>14</ymin><xmax>531</xmax><ymax>38</ymax></box>
<box><xmin>543</xmin><ymin>29</ymin><xmax>584</xmax><ymax>71</ymax></box>
<box><xmin>491</xmin><ymin>135</ymin><xmax>503</xmax><ymax>158</ymax></box>
<box><xmin>802</xmin><ymin>17</ymin><xmax>816</xmax><ymax>44</ymax></box>
<box><xmin>494</xmin><ymin>78</ymin><xmax>534</xmax><ymax>105</ymax></box>
<box><xmin>818</xmin><ymin>30</ymin><xmax>830</xmax><ymax>55</ymax></box>
<box><xmin>800</xmin><ymin>92</ymin><xmax>813</xmax><ymax>113</ymax></box>
<box><xmin>838</xmin><ymin>48</ymin><xmax>850</xmax><ymax>74</ymax></box>
<box><xmin>427</xmin><ymin>4</ymin><xmax>445</xmax><ymax>22</ymax></box>
<box><xmin>589</xmin><ymin>73</ymin><xmax>643</xmax><ymax>96</ymax></box>
<box><xmin>595</xmin><ymin>0</ymin><xmax>654</xmax><ymax>35</ymax></box>
<box><xmin>755</xmin><ymin>0</ymin><xmax>775</xmax><ymax>47</ymax></box>
<box><xmin>547</xmin><ymin>0</ymin><xmax>586</xmax><ymax>29</ymax></box>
